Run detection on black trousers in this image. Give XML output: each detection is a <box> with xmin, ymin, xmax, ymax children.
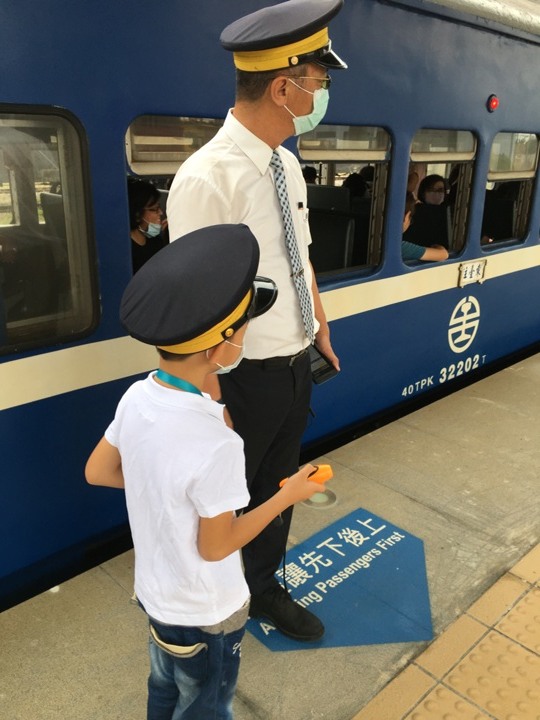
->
<box><xmin>220</xmin><ymin>353</ymin><xmax>312</xmax><ymax>595</ymax></box>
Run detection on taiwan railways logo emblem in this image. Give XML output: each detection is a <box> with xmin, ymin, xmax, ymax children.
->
<box><xmin>448</xmin><ymin>296</ymin><xmax>480</xmax><ymax>354</ymax></box>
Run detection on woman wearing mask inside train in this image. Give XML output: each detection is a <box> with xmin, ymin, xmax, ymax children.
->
<box><xmin>417</xmin><ymin>174</ymin><xmax>447</xmax><ymax>206</ymax></box>
<box><xmin>404</xmin><ymin>174</ymin><xmax>449</xmax><ymax>249</ymax></box>
<box><xmin>402</xmin><ymin>192</ymin><xmax>448</xmax><ymax>262</ymax></box>
<box><xmin>128</xmin><ymin>178</ymin><xmax>168</xmax><ymax>274</ymax></box>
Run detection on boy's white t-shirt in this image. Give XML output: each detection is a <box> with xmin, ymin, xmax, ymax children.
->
<box><xmin>105</xmin><ymin>372</ymin><xmax>250</xmax><ymax>626</ymax></box>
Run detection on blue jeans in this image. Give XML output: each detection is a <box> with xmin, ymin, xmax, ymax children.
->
<box><xmin>146</xmin><ymin>613</ymin><xmax>246</xmax><ymax>720</ymax></box>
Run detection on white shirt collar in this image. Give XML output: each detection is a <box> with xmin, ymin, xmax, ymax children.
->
<box><xmin>223</xmin><ymin>110</ymin><xmax>274</xmax><ymax>176</ymax></box>
<box><xmin>146</xmin><ymin>372</ymin><xmax>225</xmax><ymax>422</ymax></box>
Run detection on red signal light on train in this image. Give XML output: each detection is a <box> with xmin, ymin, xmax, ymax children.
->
<box><xmin>487</xmin><ymin>94</ymin><xmax>499</xmax><ymax>112</ymax></box>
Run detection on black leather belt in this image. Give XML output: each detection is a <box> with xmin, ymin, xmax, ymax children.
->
<box><xmin>244</xmin><ymin>348</ymin><xmax>308</xmax><ymax>369</ymax></box>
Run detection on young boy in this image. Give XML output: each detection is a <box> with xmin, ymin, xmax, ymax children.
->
<box><xmin>85</xmin><ymin>223</ymin><xmax>326</xmax><ymax>720</ymax></box>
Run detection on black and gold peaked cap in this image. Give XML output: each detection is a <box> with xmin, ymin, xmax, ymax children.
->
<box><xmin>220</xmin><ymin>0</ymin><xmax>347</xmax><ymax>72</ymax></box>
<box><xmin>120</xmin><ymin>224</ymin><xmax>263</xmax><ymax>353</ymax></box>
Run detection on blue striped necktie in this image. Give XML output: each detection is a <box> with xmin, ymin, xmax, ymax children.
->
<box><xmin>270</xmin><ymin>150</ymin><xmax>315</xmax><ymax>343</ymax></box>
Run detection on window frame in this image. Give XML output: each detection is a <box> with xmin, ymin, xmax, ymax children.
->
<box><xmin>408</xmin><ymin>128</ymin><xmax>478</xmax><ymax>255</ymax></box>
<box><xmin>0</xmin><ymin>105</ymin><xmax>98</xmax><ymax>355</ymax></box>
<box><xmin>481</xmin><ymin>131</ymin><xmax>540</xmax><ymax>246</ymax></box>
<box><xmin>125</xmin><ymin>115</ymin><xmax>224</xmax><ymax>176</ymax></box>
<box><xmin>298</xmin><ymin>123</ymin><xmax>392</xmax><ymax>276</ymax></box>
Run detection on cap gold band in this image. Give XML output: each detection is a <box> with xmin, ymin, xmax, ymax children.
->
<box><xmin>233</xmin><ymin>28</ymin><xmax>329</xmax><ymax>72</ymax></box>
<box><xmin>158</xmin><ymin>289</ymin><xmax>252</xmax><ymax>354</ymax></box>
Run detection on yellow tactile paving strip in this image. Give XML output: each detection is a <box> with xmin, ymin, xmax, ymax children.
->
<box><xmin>352</xmin><ymin>543</ymin><xmax>540</xmax><ymax>720</ymax></box>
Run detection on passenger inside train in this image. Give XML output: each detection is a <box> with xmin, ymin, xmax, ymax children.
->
<box><xmin>127</xmin><ymin>177</ymin><xmax>168</xmax><ymax>274</ymax></box>
<box><xmin>343</xmin><ymin>172</ymin><xmax>368</xmax><ymax>208</ymax></box>
<box><xmin>418</xmin><ymin>174</ymin><xmax>447</xmax><ymax>206</ymax></box>
<box><xmin>404</xmin><ymin>174</ymin><xmax>450</xmax><ymax>250</ymax></box>
<box><xmin>302</xmin><ymin>165</ymin><xmax>318</xmax><ymax>184</ymax></box>
<box><xmin>402</xmin><ymin>192</ymin><xmax>449</xmax><ymax>262</ymax></box>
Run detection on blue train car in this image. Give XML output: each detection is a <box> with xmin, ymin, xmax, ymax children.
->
<box><xmin>2</xmin><ymin>0</ymin><xmax>540</xmax><ymax>609</ymax></box>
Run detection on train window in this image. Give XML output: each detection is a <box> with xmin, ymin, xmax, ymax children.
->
<box><xmin>411</xmin><ymin>129</ymin><xmax>475</xmax><ymax>159</ymax></box>
<box><xmin>125</xmin><ymin>115</ymin><xmax>224</xmax><ymax>177</ymax></box>
<box><xmin>407</xmin><ymin>129</ymin><xmax>477</xmax><ymax>255</ymax></box>
<box><xmin>481</xmin><ymin>132</ymin><xmax>539</xmax><ymax>245</ymax></box>
<box><xmin>298</xmin><ymin>125</ymin><xmax>391</xmax><ymax>275</ymax></box>
<box><xmin>0</xmin><ymin>111</ymin><xmax>96</xmax><ymax>354</ymax></box>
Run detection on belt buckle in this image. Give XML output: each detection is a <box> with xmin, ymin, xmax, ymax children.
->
<box><xmin>288</xmin><ymin>348</ymin><xmax>305</xmax><ymax>367</ymax></box>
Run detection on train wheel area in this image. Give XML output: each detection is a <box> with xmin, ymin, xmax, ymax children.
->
<box><xmin>1</xmin><ymin>355</ymin><xmax>539</xmax><ymax>719</ymax></box>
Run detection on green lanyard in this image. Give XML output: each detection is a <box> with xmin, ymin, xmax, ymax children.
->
<box><xmin>155</xmin><ymin>370</ymin><xmax>203</xmax><ymax>396</ymax></box>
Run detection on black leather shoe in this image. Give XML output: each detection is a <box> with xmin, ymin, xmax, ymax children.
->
<box><xmin>249</xmin><ymin>585</ymin><xmax>324</xmax><ymax>641</ymax></box>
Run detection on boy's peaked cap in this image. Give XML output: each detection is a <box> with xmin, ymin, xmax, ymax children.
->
<box><xmin>120</xmin><ymin>224</ymin><xmax>259</xmax><ymax>347</ymax></box>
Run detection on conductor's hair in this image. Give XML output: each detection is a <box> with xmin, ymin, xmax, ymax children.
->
<box><xmin>235</xmin><ymin>65</ymin><xmax>306</xmax><ymax>102</ymax></box>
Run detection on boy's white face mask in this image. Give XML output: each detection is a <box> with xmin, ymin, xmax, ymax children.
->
<box><xmin>209</xmin><ymin>340</ymin><xmax>244</xmax><ymax>374</ymax></box>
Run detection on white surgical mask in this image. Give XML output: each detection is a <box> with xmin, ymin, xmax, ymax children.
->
<box><xmin>209</xmin><ymin>340</ymin><xmax>244</xmax><ymax>374</ymax></box>
<box><xmin>424</xmin><ymin>189</ymin><xmax>445</xmax><ymax>206</ymax></box>
<box><xmin>284</xmin><ymin>82</ymin><xmax>329</xmax><ymax>136</ymax></box>
<box><xmin>140</xmin><ymin>222</ymin><xmax>162</xmax><ymax>238</ymax></box>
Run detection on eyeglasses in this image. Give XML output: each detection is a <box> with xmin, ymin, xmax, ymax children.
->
<box><xmin>222</xmin><ymin>276</ymin><xmax>278</xmax><ymax>339</ymax></box>
<box><xmin>288</xmin><ymin>75</ymin><xmax>332</xmax><ymax>90</ymax></box>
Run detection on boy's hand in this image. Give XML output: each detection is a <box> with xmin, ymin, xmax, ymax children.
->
<box><xmin>198</xmin><ymin>464</ymin><xmax>331</xmax><ymax>562</ymax></box>
<box><xmin>279</xmin><ymin>464</ymin><xmax>328</xmax><ymax>504</ymax></box>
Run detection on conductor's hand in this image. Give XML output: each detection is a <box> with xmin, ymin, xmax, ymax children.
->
<box><xmin>315</xmin><ymin>332</ymin><xmax>340</xmax><ymax>372</ymax></box>
<box><xmin>278</xmin><ymin>464</ymin><xmax>326</xmax><ymax>505</ymax></box>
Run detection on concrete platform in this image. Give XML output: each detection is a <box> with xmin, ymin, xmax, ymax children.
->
<box><xmin>1</xmin><ymin>355</ymin><xmax>539</xmax><ymax>720</ymax></box>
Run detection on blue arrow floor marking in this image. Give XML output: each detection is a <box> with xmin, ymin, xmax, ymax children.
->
<box><xmin>247</xmin><ymin>508</ymin><xmax>433</xmax><ymax>652</ymax></box>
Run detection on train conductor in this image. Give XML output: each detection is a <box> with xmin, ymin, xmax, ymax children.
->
<box><xmin>167</xmin><ymin>0</ymin><xmax>347</xmax><ymax>642</ymax></box>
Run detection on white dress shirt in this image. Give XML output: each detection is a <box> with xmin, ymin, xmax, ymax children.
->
<box><xmin>106</xmin><ymin>373</ymin><xmax>250</xmax><ymax>626</ymax></box>
<box><xmin>167</xmin><ymin>110</ymin><xmax>318</xmax><ymax>359</ymax></box>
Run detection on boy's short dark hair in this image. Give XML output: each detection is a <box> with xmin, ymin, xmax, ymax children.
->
<box><xmin>157</xmin><ymin>348</ymin><xmax>195</xmax><ymax>361</ymax></box>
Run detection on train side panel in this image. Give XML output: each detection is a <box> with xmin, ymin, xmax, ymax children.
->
<box><xmin>2</xmin><ymin>0</ymin><xmax>540</xmax><ymax>607</ymax></box>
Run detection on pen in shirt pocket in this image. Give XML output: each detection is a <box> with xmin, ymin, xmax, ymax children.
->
<box><xmin>297</xmin><ymin>201</ymin><xmax>309</xmax><ymax>221</ymax></box>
